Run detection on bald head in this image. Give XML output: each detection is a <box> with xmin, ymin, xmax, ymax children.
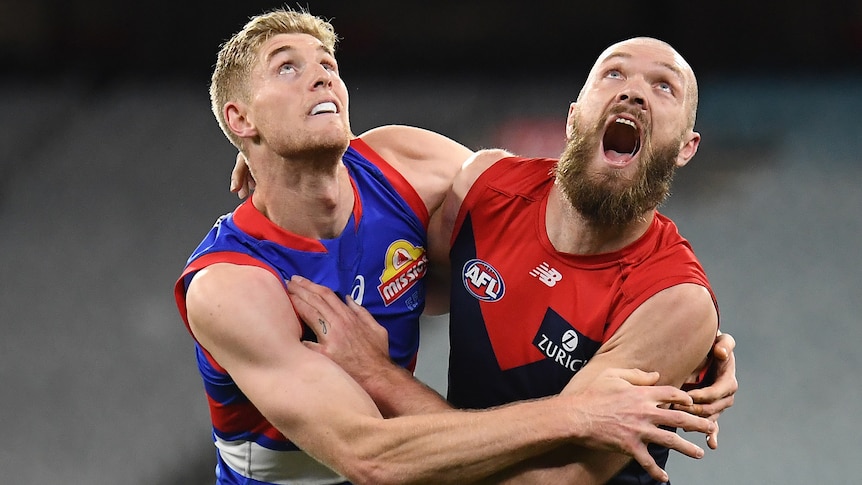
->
<box><xmin>579</xmin><ymin>37</ymin><xmax>698</xmax><ymax>130</ymax></box>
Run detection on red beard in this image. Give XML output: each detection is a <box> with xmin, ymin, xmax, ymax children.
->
<box><xmin>555</xmin><ymin>111</ymin><xmax>680</xmax><ymax>226</ymax></box>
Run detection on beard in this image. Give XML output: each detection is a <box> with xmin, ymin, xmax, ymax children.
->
<box><xmin>555</xmin><ymin>111</ymin><xmax>681</xmax><ymax>226</ymax></box>
<box><xmin>286</xmin><ymin>133</ymin><xmax>351</xmax><ymax>171</ymax></box>
<box><xmin>263</xmin><ymin>116</ymin><xmax>353</xmax><ymax>173</ymax></box>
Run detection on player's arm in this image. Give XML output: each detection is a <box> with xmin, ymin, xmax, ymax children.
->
<box><xmin>358</xmin><ymin>125</ymin><xmax>472</xmax><ymax>216</ymax></box>
<box><xmin>187</xmin><ymin>263</ymin><xmax>710</xmax><ymax>485</ymax></box>
<box><xmin>359</xmin><ymin>125</ymin><xmax>474</xmax><ymax>315</ymax></box>
<box><xmin>487</xmin><ymin>283</ymin><xmax>719</xmax><ymax>485</ymax></box>
<box><xmin>185</xmin><ymin>264</ymin><xmax>388</xmax><ymax>479</ymax></box>
<box><xmin>289</xmin><ymin>274</ymin><xmax>454</xmax><ymax>416</ymax></box>
<box><xmin>287</xmin><ymin>274</ymin><xmax>716</xmax><ymax>484</ymax></box>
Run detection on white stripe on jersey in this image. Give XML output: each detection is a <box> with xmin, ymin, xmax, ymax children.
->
<box><xmin>215</xmin><ymin>436</ymin><xmax>347</xmax><ymax>485</ymax></box>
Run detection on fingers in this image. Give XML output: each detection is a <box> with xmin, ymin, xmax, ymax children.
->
<box><xmin>714</xmin><ymin>332</ymin><xmax>736</xmax><ymax>360</ymax></box>
<box><xmin>288</xmin><ymin>287</ymin><xmax>330</xmax><ymax>340</ymax></box>
<box><xmin>629</xmin><ymin>445</ymin><xmax>669</xmax><ymax>483</ymax></box>
<box><xmin>663</xmin><ymin>408</ymin><xmax>714</xmax><ymax>436</ymax></box>
<box><xmin>609</xmin><ymin>367</ymin><xmax>661</xmax><ymax>387</ymax></box>
<box><xmin>686</xmin><ymin>332</ymin><xmax>738</xmax><ymax>413</ymax></box>
<box><xmin>632</xmin><ymin>421</ymin><xmax>711</xmax><ymax>483</ymax></box>
<box><xmin>288</xmin><ymin>275</ymin><xmax>344</xmax><ymax>313</ymax></box>
<box><xmin>678</xmin><ymin>394</ymin><xmax>735</xmax><ymax>418</ymax></box>
<box><xmin>231</xmin><ymin>153</ymin><xmax>244</xmax><ymax>196</ymax></box>
<box><xmin>345</xmin><ymin>294</ymin><xmax>375</xmax><ymax>321</ymax></box>
<box><xmin>287</xmin><ymin>275</ymin><xmax>347</xmax><ymax>339</ymax></box>
<box><xmin>302</xmin><ymin>340</ymin><xmax>322</xmax><ymax>352</ymax></box>
<box><xmin>230</xmin><ymin>152</ymin><xmax>253</xmax><ymax>199</ymax></box>
<box><xmin>687</xmin><ymin>353</ymin><xmax>737</xmax><ymax>406</ymax></box>
<box><xmin>706</xmin><ymin>419</ymin><xmax>720</xmax><ymax>450</ymax></box>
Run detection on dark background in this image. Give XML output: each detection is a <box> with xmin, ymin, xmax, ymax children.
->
<box><xmin>4</xmin><ymin>0</ymin><xmax>862</xmax><ymax>82</ymax></box>
<box><xmin>1</xmin><ymin>1</ymin><xmax>860</xmax><ymax>484</ymax></box>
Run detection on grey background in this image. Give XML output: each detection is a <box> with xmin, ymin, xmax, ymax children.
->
<box><xmin>2</xmin><ymin>1</ymin><xmax>860</xmax><ymax>483</ymax></box>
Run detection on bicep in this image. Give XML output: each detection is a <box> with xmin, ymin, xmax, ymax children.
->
<box><xmin>586</xmin><ymin>283</ymin><xmax>719</xmax><ymax>387</ymax></box>
<box><xmin>555</xmin><ymin>284</ymin><xmax>718</xmax><ymax>480</ymax></box>
<box><xmin>185</xmin><ymin>264</ymin><xmax>382</xmax><ymax>457</ymax></box>
<box><xmin>360</xmin><ymin>125</ymin><xmax>473</xmax><ymax>212</ymax></box>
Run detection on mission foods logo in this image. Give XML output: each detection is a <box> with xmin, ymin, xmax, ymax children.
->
<box><xmin>462</xmin><ymin>259</ymin><xmax>505</xmax><ymax>302</ymax></box>
<box><xmin>377</xmin><ymin>240</ymin><xmax>427</xmax><ymax>306</ymax></box>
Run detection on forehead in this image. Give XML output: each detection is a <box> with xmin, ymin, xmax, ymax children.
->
<box><xmin>593</xmin><ymin>40</ymin><xmax>689</xmax><ymax>81</ymax></box>
<box><xmin>258</xmin><ymin>33</ymin><xmax>331</xmax><ymax>62</ymax></box>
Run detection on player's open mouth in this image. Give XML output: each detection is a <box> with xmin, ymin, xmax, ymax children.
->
<box><xmin>310</xmin><ymin>101</ymin><xmax>338</xmax><ymax>115</ymax></box>
<box><xmin>602</xmin><ymin>117</ymin><xmax>641</xmax><ymax>166</ymax></box>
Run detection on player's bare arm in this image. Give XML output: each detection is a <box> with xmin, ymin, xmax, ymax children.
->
<box><xmin>186</xmin><ymin>263</ymin><xmax>711</xmax><ymax>485</ymax></box>
<box><xmin>288</xmin><ymin>274</ymin><xmax>716</xmax><ymax>483</ymax></box>
<box><xmin>503</xmin><ymin>283</ymin><xmax>718</xmax><ymax>485</ymax></box>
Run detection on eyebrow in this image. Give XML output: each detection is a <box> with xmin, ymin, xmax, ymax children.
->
<box><xmin>266</xmin><ymin>43</ymin><xmax>332</xmax><ymax>63</ymax></box>
<box><xmin>602</xmin><ymin>52</ymin><xmax>685</xmax><ymax>84</ymax></box>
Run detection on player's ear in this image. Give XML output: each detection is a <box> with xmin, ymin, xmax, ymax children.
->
<box><xmin>225</xmin><ymin>102</ymin><xmax>257</xmax><ymax>139</ymax></box>
<box><xmin>676</xmin><ymin>130</ymin><xmax>701</xmax><ymax>167</ymax></box>
<box><xmin>565</xmin><ymin>102</ymin><xmax>578</xmax><ymax>139</ymax></box>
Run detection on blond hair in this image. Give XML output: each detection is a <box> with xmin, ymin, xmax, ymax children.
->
<box><xmin>209</xmin><ymin>8</ymin><xmax>339</xmax><ymax>148</ymax></box>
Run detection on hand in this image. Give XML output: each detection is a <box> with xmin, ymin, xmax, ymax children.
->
<box><xmin>679</xmin><ymin>331</ymin><xmax>738</xmax><ymax>449</ymax></box>
<box><xmin>286</xmin><ymin>275</ymin><xmax>392</xmax><ymax>382</ymax></box>
<box><xmin>229</xmin><ymin>151</ymin><xmax>255</xmax><ymax>199</ymax></box>
<box><xmin>563</xmin><ymin>368</ymin><xmax>715</xmax><ymax>483</ymax></box>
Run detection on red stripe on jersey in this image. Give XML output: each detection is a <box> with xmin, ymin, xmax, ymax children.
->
<box><xmin>350</xmin><ymin>138</ymin><xmax>430</xmax><ymax>228</ymax></box>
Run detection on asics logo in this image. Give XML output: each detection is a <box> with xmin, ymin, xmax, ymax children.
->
<box><xmin>351</xmin><ymin>275</ymin><xmax>366</xmax><ymax>305</ymax></box>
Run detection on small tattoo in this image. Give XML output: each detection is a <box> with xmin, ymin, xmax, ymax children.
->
<box><xmin>318</xmin><ymin>318</ymin><xmax>327</xmax><ymax>334</ymax></box>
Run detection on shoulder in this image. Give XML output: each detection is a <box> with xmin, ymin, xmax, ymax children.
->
<box><xmin>186</xmin><ymin>263</ymin><xmax>284</xmax><ymax>314</ymax></box>
<box><xmin>357</xmin><ymin>125</ymin><xmax>474</xmax><ymax>212</ymax></box>
<box><xmin>185</xmin><ymin>262</ymin><xmax>302</xmax><ymax>345</ymax></box>
<box><xmin>452</xmin><ymin>148</ymin><xmax>516</xmax><ymax>199</ymax></box>
<box><xmin>358</xmin><ymin>125</ymin><xmax>471</xmax><ymax>168</ymax></box>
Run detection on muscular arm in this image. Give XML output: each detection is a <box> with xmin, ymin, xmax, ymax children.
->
<box><xmin>187</xmin><ymin>264</ymin><xmax>710</xmax><ymax>485</ymax></box>
<box><xmin>492</xmin><ymin>284</ymin><xmax>719</xmax><ymax>484</ymax></box>
<box><xmin>287</xmin><ymin>275</ymin><xmax>716</xmax><ymax>484</ymax></box>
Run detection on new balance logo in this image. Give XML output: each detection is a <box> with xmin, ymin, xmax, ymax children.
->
<box><xmin>530</xmin><ymin>262</ymin><xmax>562</xmax><ymax>287</ymax></box>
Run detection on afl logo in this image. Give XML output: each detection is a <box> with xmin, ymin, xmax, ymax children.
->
<box><xmin>462</xmin><ymin>259</ymin><xmax>505</xmax><ymax>302</ymax></box>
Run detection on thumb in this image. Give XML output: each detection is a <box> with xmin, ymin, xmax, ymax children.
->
<box><xmin>302</xmin><ymin>340</ymin><xmax>322</xmax><ymax>353</ymax></box>
<box><xmin>615</xmin><ymin>368</ymin><xmax>661</xmax><ymax>386</ymax></box>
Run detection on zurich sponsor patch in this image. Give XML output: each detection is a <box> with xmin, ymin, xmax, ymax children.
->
<box><xmin>462</xmin><ymin>259</ymin><xmax>505</xmax><ymax>302</ymax></box>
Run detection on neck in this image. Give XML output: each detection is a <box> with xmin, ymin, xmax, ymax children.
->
<box><xmin>545</xmin><ymin>184</ymin><xmax>655</xmax><ymax>255</ymax></box>
<box><xmin>250</xmin><ymin>150</ymin><xmax>354</xmax><ymax>240</ymax></box>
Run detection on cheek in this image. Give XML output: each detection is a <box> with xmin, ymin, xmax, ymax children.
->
<box><xmin>336</xmin><ymin>82</ymin><xmax>349</xmax><ymax>108</ymax></box>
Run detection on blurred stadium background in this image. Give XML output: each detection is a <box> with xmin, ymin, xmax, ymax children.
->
<box><xmin>1</xmin><ymin>1</ymin><xmax>860</xmax><ymax>483</ymax></box>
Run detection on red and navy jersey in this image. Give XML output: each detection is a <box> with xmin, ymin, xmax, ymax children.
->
<box><xmin>447</xmin><ymin>156</ymin><xmax>717</xmax><ymax>485</ymax></box>
<box><xmin>174</xmin><ymin>139</ymin><xmax>429</xmax><ymax>485</ymax></box>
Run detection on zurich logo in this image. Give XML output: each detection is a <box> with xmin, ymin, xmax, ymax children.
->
<box><xmin>462</xmin><ymin>259</ymin><xmax>505</xmax><ymax>302</ymax></box>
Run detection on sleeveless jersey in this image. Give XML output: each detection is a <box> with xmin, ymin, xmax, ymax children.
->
<box><xmin>447</xmin><ymin>156</ymin><xmax>718</xmax><ymax>485</ymax></box>
<box><xmin>174</xmin><ymin>139</ymin><xmax>430</xmax><ymax>485</ymax></box>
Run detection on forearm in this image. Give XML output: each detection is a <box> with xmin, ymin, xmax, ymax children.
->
<box><xmin>350</xmin><ymin>397</ymin><xmax>574</xmax><ymax>485</ymax></box>
<box><xmin>359</xmin><ymin>360</ymin><xmax>454</xmax><ymax>416</ymax></box>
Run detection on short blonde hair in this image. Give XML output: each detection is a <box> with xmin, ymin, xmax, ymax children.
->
<box><xmin>209</xmin><ymin>8</ymin><xmax>339</xmax><ymax>148</ymax></box>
